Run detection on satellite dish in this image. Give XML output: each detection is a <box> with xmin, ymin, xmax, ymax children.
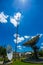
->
<box><xmin>6</xmin><ymin>45</ymin><xmax>13</xmax><ymax>61</ymax></box>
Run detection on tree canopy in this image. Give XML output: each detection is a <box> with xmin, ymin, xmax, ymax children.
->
<box><xmin>0</xmin><ymin>46</ymin><xmax>6</xmax><ymax>57</ymax></box>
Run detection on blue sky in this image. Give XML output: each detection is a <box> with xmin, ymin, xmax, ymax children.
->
<box><xmin>0</xmin><ymin>0</ymin><xmax>43</xmax><ymax>52</ymax></box>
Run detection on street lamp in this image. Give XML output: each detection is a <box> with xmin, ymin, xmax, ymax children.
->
<box><xmin>14</xmin><ymin>12</ymin><xmax>21</xmax><ymax>60</ymax></box>
<box><xmin>15</xmin><ymin>23</ymin><xmax>18</xmax><ymax>60</ymax></box>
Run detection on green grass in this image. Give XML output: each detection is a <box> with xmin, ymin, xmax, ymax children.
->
<box><xmin>9</xmin><ymin>60</ymin><xmax>43</xmax><ymax>65</ymax></box>
<box><xmin>0</xmin><ymin>58</ymin><xmax>43</xmax><ymax>65</ymax></box>
<box><xmin>0</xmin><ymin>58</ymin><xmax>3</xmax><ymax>61</ymax></box>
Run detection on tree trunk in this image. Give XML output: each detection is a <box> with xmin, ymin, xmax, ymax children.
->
<box><xmin>34</xmin><ymin>49</ymin><xmax>39</xmax><ymax>59</ymax></box>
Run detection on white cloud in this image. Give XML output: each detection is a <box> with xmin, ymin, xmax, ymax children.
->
<box><xmin>40</xmin><ymin>34</ymin><xmax>43</xmax><ymax>37</ymax></box>
<box><xmin>14</xmin><ymin>12</ymin><xmax>21</xmax><ymax>21</ymax></box>
<box><xmin>14</xmin><ymin>33</ymin><xmax>20</xmax><ymax>38</ymax></box>
<box><xmin>10</xmin><ymin>12</ymin><xmax>22</xmax><ymax>27</ymax></box>
<box><xmin>17</xmin><ymin>45</ymin><xmax>26</xmax><ymax>50</ymax></box>
<box><xmin>31</xmin><ymin>36</ymin><xmax>35</xmax><ymax>39</ymax></box>
<box><xmin>36</xmin><ymin>33</ymin><xmax>43</xmax><ymax>38</ymax></box>
<box><xmin>31</xmin><ymin>34</ymin><xmax>43</xmax><ymax>39</ymax></box>
<box><xmin>40</xmin><ymin>46</ymin><xmax>43</xmax><ymax>49</ymax></box>
<box><xmin>41</xmin><ymin>43</ymin><xmax>43</xmax><ymax>45</ymax></box>
<box><xmin>17</xmin><ymin>46</ymin><xmax>22</xmax><ymax>50</ymax></box>
<box><xmin>10</xmin><ymin>18</ymin><xmax>19</xmax><ymax>27</ymax></box>
<box><xmin>24</xmin><ymin>36</ymin><xmax>30</xmax><ymax>39</ymax></box>
<box><xmin>13</xmin><ymin>33</ymin><xmax>43</xmax><ymax>44</ymax></box>
<box><xmin>13</xmin><ymin>34</ymin><xmax>30</xmax><ymax>44</ymax></box>
<box><xmin>14</xmin><ymin>34</ymin><xmax>24</xmax><ymax>44</ymax></box>
<box><xmin>0</xmin><ymin>12</ymin><xmax>8</xmax><ymax>23</ymax></box>
<box><xmin>14</xmin><ymin>36</ymin><xmax>24</xmax><ymax>44</ymax></box>
<box><xmin>17</xmin><ymin>45</ymin><xmax>21</xmax><ymax>48</ymax></box>
<box><xmin>40</xmin><ymin>43</ymin><xmax>43</xmax><ymax>49</ymax></box>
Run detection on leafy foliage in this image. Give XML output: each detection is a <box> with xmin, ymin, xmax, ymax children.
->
<box><xmin>39</xmin><ymin>50</ymin><xmax>43</xmax><ymax>57</ymax></box>
<box><xmin>0</xmin><ymin>46</ymin><xmax>6</xmax><ymax>57</ymax></box>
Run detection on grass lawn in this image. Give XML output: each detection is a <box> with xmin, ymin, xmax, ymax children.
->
<box><xmin>0</xmin><ymin>58</ymin><xmax>3</xmax><ymax>61</ymax></box>
<box><xmin>0</xmin><ymin>58</ymin><xmax>43</xmax><ymax>65</ymax></box>
<box><xmin>9</xmin><ymin>60</ymin><xmax>43</xmax><ymax>65</ymax></box>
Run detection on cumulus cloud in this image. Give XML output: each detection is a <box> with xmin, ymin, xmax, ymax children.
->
<box><xmin>40</xmin><ymin>34</ymin><xmax>43</xmax><ymax>37</ymax></box>
<box><xmin>40</xmin><ymin>43</ymin><xmax>43</xmax><ymax>49</ymax></box>
<box><xmin>41</xmin><ymin>43</ymin><xmax>43</xmax><ymax>45</ymax></box>
<box><xmin>14</xmin><ymin>34</ymin><xmax>24</xmax><ymax>44</ymax></box>
<box><xmin>0</xmin><ymin>12</ymin><xmax>8</xmax><ymax>23</ymax></box>
<box><xmin>13</xmin><ymin>34</ymin><xmax>30</xmax><ymax>44</ymax></box>
<box><xmin>14</xmin><ymin>36</ymin><xmax>24</xmax><ymax>44</ymax></box>
<box><xmin>10</xmin><ymin>12</ymin><xmax>22</xmax><ymax>27</ymax></box>
<box><xmin>14</xmin><ymin>12</ymin><xmax>21</xmax><ymax>21</ymax></box>
<box><xmin>31</xmin><ymin>36</ymin><xmax>35</xmax><ymax>39</ymax></box>
<box><xmin>17</xmin><ymin>46</ymin><xmax>22</xmax><ymax>50</ymax></box>
<box><xmin>10</xmin><ymin>18</ymin><xmax>19</xmax><ymax>27</ymax></box>
<box><xmin>40</xmin><ymin>46</ymin><xmax>43</xmax><ymax>49</ymax></box>
<box><xmin>14</xmin><ymin>33</ymin><xmax>20</xmax><ymax>38</ymax></box>
<box><xmin>31</xmin><ymin>34</ymin><xmax>43</xmax><ymax>39</ymax></box>
<box><xmin>24</xmin><ymin>36</ymin><xmax>30</xmax><ymax>39</ymax></box>
<box><xmin>13</xmin><ymin>33</ymin><xmax>43</xmax><ymax>44</ymax></box>
<box><xmin>17</xmin><ymin>45</ymin><xmax>26</xmax><ymax>50</ymax></box>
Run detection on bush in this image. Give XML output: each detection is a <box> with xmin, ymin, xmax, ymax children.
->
<box><xmin>39</xmin><ymin>50</ymin><xmax>43</xmax><ymax>57</ymax></box>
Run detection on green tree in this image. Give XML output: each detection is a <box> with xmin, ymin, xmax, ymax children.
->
<box><xmin>39</xmin><ymin>50</ymin><xmax>43</xmax><ymax>57</ymax></box>
<box><xmin>0</xmin><ymin>46</ymin><xmax>6</xmax><ymax>63</ymax></box>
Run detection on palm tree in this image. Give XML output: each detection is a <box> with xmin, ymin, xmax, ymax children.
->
<box><xmin>23</xmin><ymin>35</ymin><xmax>40</xmax><ymax>60</ymax></box>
